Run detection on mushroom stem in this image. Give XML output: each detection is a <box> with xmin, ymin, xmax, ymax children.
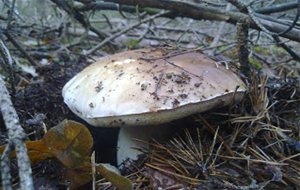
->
<box><xmin>117</xmin><ymin>124</ymin><xmax>177</xmax><ymax>165</ymax></box>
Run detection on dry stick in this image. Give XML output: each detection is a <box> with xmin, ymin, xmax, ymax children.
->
<box><xmin>1</xmin><ymin>143</ymin><xmax>13</xmax><ymax>190</ymax></box>
<box><xmin>0</xmin><ymin>77</ymin><xmax>34</xmax><ymax>190</ymax></box>
<box><xmin>272</xmin><ymin>35</ymin><xmax>300</xmax><ymax>62</ymax></box>
<box><xmin>237</xmin><ymin>20</ymin><xmax>250</xmax><ymax>79</ymax></box>
<box><xmin>207</xmin><ymin>3</ymin><xmax>232</xmax><ymax>56</ymax></box>
<box><xmin>91</xmin><ymin>151</ymin><xmax>96</xmax><ymax>190</ymax></box>
<box><xmin>0</xmin><ymin>39</ymin><xmax>15</xmax><ymax>94</ymax></box>
<box><xmin>51</xmin><ymin>0</ymin><xmax>108</xmax><ymax>40</ymax></box>
<box><xmin>247</xmin><ymin>2</ymin><xmax>300</xmax><ymax>37</ymax></box>
<box><xmin>85</xmin><ymin>10</ymin><xmax>169</xmax><ymax>55</ymax></box>
<box><xmin>4</xmin><ymin>32</ymin><xmax>38</xmax><ymax>67</ymax></box>
<box><xmin>106</xmin><ymin>0</ymin><xmax>300</xmax><ymax>42</ymax></box>
<box><xmin>226</xmin><ymin>0</ymin><xmax>247</xmax><ymax>13</ymax></box>
<box><xmin>256</xmin><ymin>1</ymin><xmax>299</xmax><ymax>14</ymax></box>
<box><xmin>0</xmin><ymin>41</ymin><xmax>33</xmax><ymax>190</ymax></box>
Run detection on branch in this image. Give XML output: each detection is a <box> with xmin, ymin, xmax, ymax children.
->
<box><xmin>226</xmin><ymin>0</ymin><xmax>247</xmax><ymax>13</ymax></box>
<box><xmin>0</xmin><ymin>38</ymin><xmax>16</xmax><ymax>95</ymax></box>
<box><xmin>0</xmin><ymin>76</ymin><xmax>34</xmax><ymax>190</ymax></box>
<box><xmin>273</xmin><ymin>35</ymin><xmax>300</xmax><ymax>62</ymax></box>
<box><xmin>4</xmin><ymin>32</ymin><xmax>38</xmax><ymax>67</ymax></box>
<box><xmin>246</xmin><ymin>1</ymin><xmax>300</xmax><ymax>36</ymax></box>
<box><xmin>75</xmin><ymin>2</ymin><xmax>160</xmax><ymax>15</ymax></box>
<box><xmin>85</xmin><ymin>10</ymin><xmax>169</xmax><ymax>55</ymax></box>
<box><xmin>104</xmin><ymin>0</ymin><xmax>300</xmax><ymax>43</ymax></box>
<box><xmin>255</xmin><ymin>2</ymin><xmax>299</xmax><ymax>14</ymax></box>
<box><xmin>0</xmin><ymin>40</ymin><xmax>33</xmax><ymax>190</ymax></box>
<box><xmin>50</xmin><ymin>0</ymin><xmax>108</xmax><ymax>40</ymax></box>
<box><xmin>207</xmin><ymin>3</ymin><xmax>232</xmax><ymax>56</ymax></box>
<box><xmin>237</xmin><ymin>21</ymin><xmax>250</xmax><ymax>78</ymax></box>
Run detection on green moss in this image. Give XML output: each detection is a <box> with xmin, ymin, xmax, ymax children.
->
<box><xmin>253</xmin><ymin>46</ymin><xmax>270</xmax><ymax>55</ymax></box>
<box><xmin>123</xmin><ymin>38</ymin><xmax>141</xmax><ymax>49</ymax></box>
<box><xmin>249</xmin><ymin>58</ymin><xmax>262</xmax><ymax>70</ymax></box>
<box><xmin>253</xmin><ymin>45</ymin><xmax>286</xmax><ymax>57</ymax></box>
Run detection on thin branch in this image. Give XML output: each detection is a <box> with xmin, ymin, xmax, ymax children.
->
<box><xmin>6</xmin><ymin>0</ymin><xmax>16</xmax><ymax>29</ymax></box>
<box><xmin>237</xmin><ymin>20</ymin><xmax>250</xmax><ymax>78</ymax></box>
<box><xmin>85</xmin><ymin>10</ymin><xmax>169</xmax><ymax>55</ymax></box>
<box><xmin>247</xmin><ymin>0</ymin><xmax>300</xmax><ymax>36</ymax></box>
<box><xmin>0</xmin><ymin>38</ymin><xmax>15</xmax><ymax>95</ymax></box>
<box><xmin>256</xmin><ymin>1</ymin><xmax>300</xmax><ymax>14</ymax></box>
<box><xmin>51</xmin><ymin>0</ymin><xmax>108</xmax><ymax>40</ymax></box>
<box><xmin>4</xmin><ymin>32</ymin><xmax>38</xmax><ymax>67</ymax></box>
<box><xmin>0</xmin><ymin>41</ymin><xmax>33</xmax><ymax>190</ymax></box>
<box><xmin>75</xmin><ymin>2</ymin><xmax>161</xmax><ymax>15</ymax></box>
<box><xmin>273</xmin><ymin>35</ymin><xmax>300</xmax><ymax>62</ymax></box>
<box><xmin>208</xmin><ymin>3</ymin><xmax>232</xmax><ymax>56</ymax></box>
<box><xmin>226</xmin><ymin>0</ymin><xmax>247</xmax><ymax>13</ymax></box>
<box><xmin>105</xmin><ymin>0</ymin><xmax>300</xmax><ymax>42</ymax></box>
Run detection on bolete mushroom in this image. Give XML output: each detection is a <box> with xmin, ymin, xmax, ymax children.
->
<box><xmin>62</xmin><ymin>48</ymin><xmax>246</xmax><ymax>164</ymax></box>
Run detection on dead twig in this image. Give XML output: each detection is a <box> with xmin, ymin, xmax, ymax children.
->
<box><xmin>50</xmin><ymin>0</ymin><xmax>108</xmax><ymax>40</ymax></box>
<box><xmin>207</xmin><ymin>3</ymin><xmax>232</xmax><ymax>56</ymax></box>
<box><xmin>236</xmin><ymin>20</ymin><xmax>250</xmax><ymax>79</ymax></box>
<box><xmin>0</xmin><ymin>40</ymin><xmax>33</xmax><ymax>190</ymax></box>
<box><xmin>4</xmin><ymin>32</ymin><xmax>38</xmax><ymax>67</ymax></box>
<box><xmin>0</xmin><ymin>37</ymin><xmax>16</xmax><ymax>96</ymax></box>
<box><xmin>85</xmin><ymin>10</ymin><xmax>170</xmax><ymax>55</ymax></box>
<box><xmin>106</xmin><ymin>0</ymin><xmax>300</xmax><ymax>42</ymax></box>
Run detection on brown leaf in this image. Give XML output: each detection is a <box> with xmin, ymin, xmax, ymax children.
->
<box><xmin>96</xmin><ymin>163</ymin><xmax>133</xmax><ymax>190</ymax></box>
<box><xmin>0</xmin><ymin>120</ymin><xmax>95</xmax><ymax>189</ymax></box>
<box><xmin>26</xmin><ymin>140</ymin><xmax>53</xmax><ymax>164</ymax></box>
<box><xmin>43</xmin><ymin>120</ymin><xmax>94</xmax><ymax>189</ymax></box>
<box><xmin>0</xmin><ymin>137</ymin><xmax>52</xmax><ymax>165</ymax></box>
<box><xmin>43</xmin><ymin>119</ymin><xmax>93</xmax><ymax>168</ymax></box>
<box><xmin>65</xmin><ymin>163</ymin><xmax>93</xmax><ymax>190</ymax></box>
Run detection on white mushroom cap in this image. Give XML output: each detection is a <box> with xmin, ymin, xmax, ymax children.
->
<box><xmin>62</xmin><ymin>48</ymin><xmax>246</xmax><ymax>127</ymax></box>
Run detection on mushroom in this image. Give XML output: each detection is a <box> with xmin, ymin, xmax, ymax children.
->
<box><xmin>62</xmin><ymin>48</ymin><xmax>246</xmax><ymax>165</ymax></box>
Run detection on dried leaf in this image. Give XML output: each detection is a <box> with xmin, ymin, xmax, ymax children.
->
<box><xmin>65</xmin><ymin>164</ymin><xmax>93</xmax><ymax>190</ymax></box>
<box><xmin>0</xmin><ymin>120</ymin><xmax>133</xmax><ymax>189</ymax></box>
<box><xmin>0</xmin><ymin>136</ymin><xmax>52</xmax><ymax>165</ymax></box>
<box><xmin>0</xmin><ymin>120</ymin><xmax>94</xmax><ymax>189</ymax></box>
<box><xmin>25</xmin><ymin>140</ymin><xmax>52</xmax><ymax>164</ymax></box>
<box><xmin>43</xmin><ymin>119</ymin><xmax>93</xmax><ymax>168</ymax></box>
<box><xmin>43</xmin><ymin>120</ymin><xmax>94</xmax><ymax>189</ymax></box>
<box><xmin>96</xmin><ymin>163</ymin><xmax>133</xmax><ymax>190</ymax></box>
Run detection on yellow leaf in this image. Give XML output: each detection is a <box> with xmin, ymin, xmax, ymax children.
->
<box><xmin>65</xmin><ymin>164</ymin><xmax>93</xmax><ymax>190</ymax></box>
<box><xmin>97</xmin><ymin>163</ymin><xmax>133</xmax><ymax>190</ymax></box>
<box><xmin>43</xmin><ymin>120</ymin><xmax>93</xmax><ymax>168</ymax></box>
<box><xmin>0</xmin><ymin>138</ymin><xmax>52</xmax><ymax>164</ymax></box>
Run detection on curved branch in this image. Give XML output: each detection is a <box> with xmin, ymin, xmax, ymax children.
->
<box><xmin>104</xmin><ymin>0</ymin><xmax>300</xmax><ymax>43</ymax></box>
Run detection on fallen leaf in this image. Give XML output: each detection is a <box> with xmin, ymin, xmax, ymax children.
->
<box><xmin>0</xmin><ymin>120</ymin><xmax>132</xmax><ymax>189</ymax></box>
<box><xmin>96</xmin><ymin>163</ymin><xmax>133</xmax><ymax>190</ymax></box>
<box><xmin>43</xmin><ymin>119</ymin><xmax>93</xmax><ymax>168</ymax></box>
<box><xmin>65</xmin><ymin>163</ymin><xmax>93</xmax><ymax>189</ymax></box>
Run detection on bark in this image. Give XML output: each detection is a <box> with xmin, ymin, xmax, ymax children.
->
<box><xmin>0</xmin><ymin>39</ymin><xmax>33</xmax><ymax>190</ymax></box>
<box><xmin>0</xmin><ymin>76</ymin><xmax>34</xmax><ymax>190</ymax></box>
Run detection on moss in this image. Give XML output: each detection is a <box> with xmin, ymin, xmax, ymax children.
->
<box><xmin>249</xmin><ymin>58</ymin><xmax>262</xmax><ymax>70</ymax></box>
<box><xmin>123</xmin><ymin>38</ymin><xmax>141</xmax><ymax>49</ymax></box>
<box><xmin>253</xmin><ymin>46</ymin><xmax>270</xmax><ymax>56</ymax></box>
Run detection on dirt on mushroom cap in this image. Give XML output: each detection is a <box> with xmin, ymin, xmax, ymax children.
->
<box><xmin>62</xmin><ymin>48</ymin><xmax>246</xmax><ymax>127</ymax></box>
